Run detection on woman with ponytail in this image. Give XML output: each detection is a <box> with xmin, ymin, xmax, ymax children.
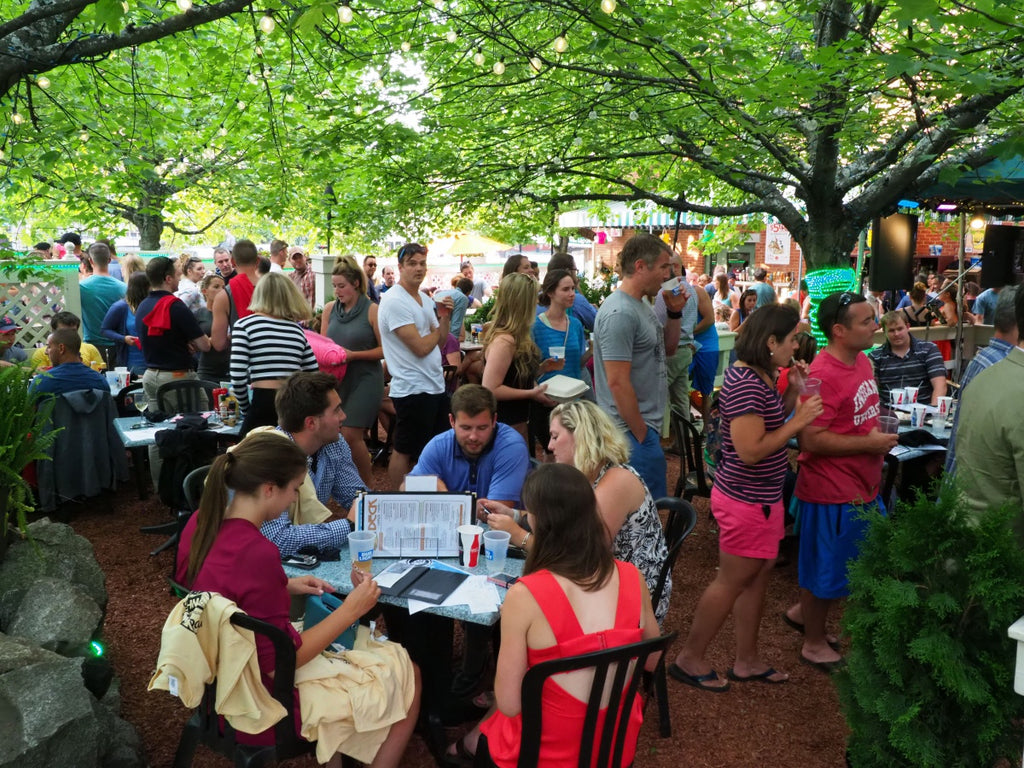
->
<box><xmin>176</xmin><ymin>433</ymin><xmax>421</xmax><ymax>768</ymax></box>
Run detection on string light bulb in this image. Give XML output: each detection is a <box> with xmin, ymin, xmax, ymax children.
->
<box><xmin>445</xmin><ymin>30</ymin><xmax>458</xmax><ymax>43</ymax></box>
<box><xmin>79</xmin><ymin>128</ymin><xmax>89</xmax><ymax>142</ymax></box>
<box><xmin>175</xmin><ymin>0</ymin><xmax>192</xmax><ymax>11</ymax></box>
<box><xmin>493</xmin><ymin>59</ymin><xmax>505</xmax><ymax>75</ymax></box>
<box><xmin>338</xmin><ymin>3</ymin><xmax>353</xmax><ymax>23</ymax></box>
<box><xmin>353</xmin><ymin>104</ymin><xmax>363</xmax><ymax>115</ymax></box>
<box><xmin>218</xmin><ymin>125</ymin><xmax>228</xmax><ymax>136</ymax></box>
<box><xmin>600</xmin><ymin>0</ymin><xmax>616</xmax><ymax>12</ymax></box>
<box><xmin>473</xmin><ymin>49</ymin><xmax>486</xmax><ymax>66</ymax></box>
<box><xmin>553</xmin><ymin>35</ymin><xmax>568</xmax><ymax>53</ymax></box>
<box><xmin>529</xmin><ymin>56</ymin><xmax>542</xmax><ymax>72</ymax></box>
<box><xmin>236</xmin><ymin>100</ymin><xmax>247</xmax><ymax>110</ymax></box>
<box><xmin>970</xmin><ymin>213</ymin><xmax>986</xmax><ymax>230</ymax></box>
<box><xmin>401</xmin><ymin>41</ymin><xmax>411</xmax><ymax>52</ymax></box>
<box><xmin>259</xmin><ymin>13</ymin><xmax>275</xmax><ymax>33</ymax></box>
<box><xmin>36</xmin><ymin>76</ymin><xmax>50</xmax><ymax>89</ymax></box>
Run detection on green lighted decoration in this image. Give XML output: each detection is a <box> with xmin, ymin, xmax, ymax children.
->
<box><xmin>805</xmin><ymin>267</ymin><xmax>859</xmax><ymax>348</ymax></box>
<box><xmin>89</xmin><ymin>640</ymin><xmax>105</xmax><ymax>657</ymax></box>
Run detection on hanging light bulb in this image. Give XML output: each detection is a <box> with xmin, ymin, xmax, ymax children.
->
<box><xmin>121</xmin><ymin>0</ymin><xmax>128</xmax><ymax>10</ymax></box>
<box><xmin>285</xmin><ymin>93</ymin><xmax>294</xmax><ymax>102</ymax></box>
<box><xmin>600</xmin><ymin>0</ymin><xmax>616</xmax><ymax>12</ymax></box>
<box><xmin>970</xmin><ymin>213</ymin><xmax>986</xmax><ymax>230</ymax></box>
<box><xmin>702</xmin><ymin>145</ymin><xmax>713</xmax><ymax>155</ymax></box>
<box><xmin>218</xmin><ymin>125</ymin><xmax>228</xmax><ymax>136</ymax></box>
<box><xmin>254</xmin><ymin>44</ymin><xmax>264</xmax><ymax>56</ymax></box>
<box><xmin>175</xmin><ymin>0</ymin><xmax>192</xmax><ymax>11</ymax></box>
<box><xmin>353</xmin><ymin>104</ymin><xmax>363</xmax><ymax>115</ymax></box>
<box><xmin>529</xmin><ymin>56</ymin><xmax>542</xmax><ymax>71</ymax></box>
<box><xmin>338</xmin><ymin>3</ymin><xmax>353</xmax><ymax>23</ymax></box>
<box><xmin>36</xmin><ymin>76</ymin><xmax>51</xmax><ymax>89</ymax></box>
<box><xmin>493</xmin><ymin>59</ymin><xmax>505</xmax><ymax>75</ymax></box>
<box><xmin>236</xmin><ymin>100</ymin><xmax>247</xmax><ymax>110</ymax></box>
<box><xmin>445</xmin><ymin>30</ymin><xmax>458</xmax><ymax>43</ymax></box>
<box><xmin>79</xmin><ymin>128</ymin><xmax>90</xmax><ymax>142</ymax></box>
<box><xmin>247</xmin><ymin>71</ymin><xmax>259</xmax><ymax>84</ymax></box>
<box><xmin>259</xmin><ymin>13</ymin><xmax>275</xmax><ymax>33</ymax></box>
<box><xmin>588</xmin><ymin>109</ymin><xmax>598</xmax><ymax>119</ymax></box>
<box><xmin>553</xmin><ymin>35</ymin><xmax>568</xmax><ymax>53</ymax></box>
<box><xmin>473</xmin><ymin>49</ymin><xmax>486</xmax><ymax>66</ymax></box>
<box><xmin>373</xmin><ymin>77</ymin><xmax>385</xmax><ymax>89</ymax></box>
<box><xmin>11</xmin><ymin>112</ymin><xmax>24</xmax><ymax>125</ymax></box>
<box><xmin>401</xmin><ymin>41</ymin><xmax>411</xmax><ymax>52</ymax></box>
<box><xmin>628</xmin><ymin>110</ymin><xmax>638</xmax><ymax>120</ymax></box>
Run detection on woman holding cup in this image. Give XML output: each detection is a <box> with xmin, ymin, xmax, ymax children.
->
<box><xmin>669</xmin><ymin>304</ymin><xmax>822</xmax><ymax>691</ymax></box>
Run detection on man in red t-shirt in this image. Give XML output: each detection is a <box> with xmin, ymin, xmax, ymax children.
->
<box><xmin>210</xmin><ymin>239</ymin><xmax>261</xmax><ymax>353</ymax></box>
<box><xmin>784</xmin><ymin>291</ymin><xmax>898</xmax><ymax>672</ymax></box>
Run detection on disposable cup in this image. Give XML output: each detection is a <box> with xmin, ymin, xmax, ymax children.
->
<box><xmin>802</xmin><ymin>378</ymin><xmax>822</xmax><ymax>398</ymax></box>
<box><xmin>457</xmin><ymin>524</ymin><xmax>484</xmax><ymax>568</ymax></box>
<box><xmin>890</xmin><ymin>388</ymin><xmax>905</xmax><ymax>406</ymax></box>
<box><xmin>483</xmin><ymin>530</ymin><xmax>511</xmax><ymax>575</ymax></box>
<box><xmin>660</xmin><ymin>277</ymin><xmax>683</xmax><ymax>295</ymax></box>
<box><xmin>349</xmin><ymin>531</ymin><xmax>376</xmax><ymax>574</ymax></box>
<box><xmin>931</xmin><ymin>416</ymin><xmax>948</xmax><ymax>438</ymax></box>
<box><xmin>909</xmin><ymin>403</ymin><xmax>927</xmax><ymax>428</ymax></box>
<box><xmin>904</xmin><ymin>386</ymin><xmax>919</xmax><ymax>404</ymax></box>
<box><xmin>549</xmin><ymin>346</ymin><xmax>566</xmax><ymax>361</ymax></box>
<box><xmin>878</xmin><ymin>415</ymin><xmax>900</xmax><ymax>434</ymax></box>
<box><xmin>937</xmin><ymin>396</ymin><xmax>953</xmax><ymax>417</ymax></box>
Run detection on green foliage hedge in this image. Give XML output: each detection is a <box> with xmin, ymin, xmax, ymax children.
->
<box><xmin>838</xmin><ymin>485</ymin><xmax>1024</xmax><ymax>767</ymax></box>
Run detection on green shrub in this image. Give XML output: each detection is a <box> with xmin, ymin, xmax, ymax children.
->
<box><xmin>838</xmin><ymin>484</ymin><xmax>1024</xmax><ymax>767</ymax></box>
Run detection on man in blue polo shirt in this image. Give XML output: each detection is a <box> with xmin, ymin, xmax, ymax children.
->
<box><xmin>407</xmin><ymin>383</ymin><xmax>529</xmax><ymax>505</ymax></box>
<box><xmin>405</xmin><ymin>383</ymin><xmax>530</xmax><ymax>709</ymax></box>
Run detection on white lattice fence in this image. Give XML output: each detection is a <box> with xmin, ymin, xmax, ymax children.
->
<box><xmin>1</xmin><ymin>261</ymin><xmax>81</xmax><ymax>350</ymax></box>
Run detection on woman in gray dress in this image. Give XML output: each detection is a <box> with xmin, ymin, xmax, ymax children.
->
<box><xmin>321</xmin><ymin>255</ymin><xmax>384</xmax><ymax>485</ymax></box>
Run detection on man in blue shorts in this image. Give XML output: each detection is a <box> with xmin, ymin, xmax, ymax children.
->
<box><xmin>783</xmin><ymin>291</ymin><xmax>897</xmax><ymax>671</ymax></box>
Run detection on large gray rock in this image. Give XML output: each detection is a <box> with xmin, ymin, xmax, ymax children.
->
<box><xmin>7</xmin><ymin>577</ymin><xmax>104</xmax><ymax>654</ymax></box>
<box><xmin>0</xmin><ymin>633</ymin><xmax>99</xmax><ymax>768</ymax></box>
<box><xmin>0</xmin><ymin>520</ymin><xmax>106</xmax><ymax>629</ymax></box>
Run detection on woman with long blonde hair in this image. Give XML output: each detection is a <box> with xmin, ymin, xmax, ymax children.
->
<box><xmin>482</xmin><ymin>272</ymin><xmax>555</xmax><ymax>439</ymax></box>
<box><xmin>230</xmin><ymin>272</ymin><xmax>317</xmax><ymax>436</ymax></box>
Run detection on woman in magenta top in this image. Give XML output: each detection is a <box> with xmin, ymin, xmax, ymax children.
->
<box><xmin>669</xmin><ymin>305</ymin><xmax>822</xmax><ymax>691</ymax></box>
<box><xmin>446</xmin><ymin>463</ymin><xmax>660</xmax><ymax>766</ymax></box>
<box><xmin>178</xmin><ymin>433</ymin><xmax>420</xmax><ymax>767</ymax></box>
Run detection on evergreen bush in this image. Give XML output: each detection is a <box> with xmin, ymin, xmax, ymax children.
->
<box><xmin>838</xmin><ymin>484</ymin><xmax>1024</xmax><ymax>767</ymax></box>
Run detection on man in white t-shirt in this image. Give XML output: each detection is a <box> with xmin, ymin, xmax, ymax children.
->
<box><xmin>378</xmin><ymin>242</ymin><xmax>454</xmax><ymax>488</ymax></box>
<box><xmin>269</xmin><ymin>239</ymin><xmax>288</xmax><ymax>273</ymax></box>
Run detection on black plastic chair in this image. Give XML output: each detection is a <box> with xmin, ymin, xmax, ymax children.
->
<box><xmin>474</xmin><ymin>632</ymin><xmax>677</xmax><ymax>768</ymax></box>
<box><xmin>114</xmin><ymin>382</ymin><xmax>147</xmax><ymax>417</ymax></box>
<box><xmin>671</xmin><ymin>411</ymin><xmax>713</xmax><ymax>502</ymax></box>
<box><xmin>156</xmin><ymin>378</ymin><xmax>219</xmax><ymax>414</ymax></box>
<box><xmin>172</xmin><ymin>610</ymin><xmax>356</xmax><ymax>768</ymax></box>
<box><xmin>647</xmin><ymin>498</ymin><xmax>698</xmax><ymax>737</ymax></box>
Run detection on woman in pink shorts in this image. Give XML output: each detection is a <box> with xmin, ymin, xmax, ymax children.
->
<box><xmin>669</xmin><ymin>304</ymin><xmax>822</xmax><ymax>692</ymax></box>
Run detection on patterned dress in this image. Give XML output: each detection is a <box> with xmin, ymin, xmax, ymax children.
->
<box><xmin>595</xmin><ymin>462</ymin><xmax>672</xmax><ymax>623</ymax></box>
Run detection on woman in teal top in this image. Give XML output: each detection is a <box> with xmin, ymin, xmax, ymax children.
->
<box><xmin>530</xmin><ymin>269</ymin><xmax>588</xmax><ymax>450</ymax></box>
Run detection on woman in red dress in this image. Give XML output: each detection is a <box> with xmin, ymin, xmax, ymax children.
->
<box><xmin>446</xmin><ymin>463</ymin><xmax>661</xmax><ymax>766</ymax></box>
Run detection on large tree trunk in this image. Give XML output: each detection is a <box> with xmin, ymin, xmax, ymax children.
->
<box><xmin>791</xmin><ymin>202</ymin><xmax>864</xmax><ymax>271</ymax></box>
<box><xmin>133</xmin><ymin>211</ymin><xmax>165</xmax><ymax>251</ymax></box>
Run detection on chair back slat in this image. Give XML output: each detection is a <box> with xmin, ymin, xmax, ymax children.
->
<box><xmin>651</xmin><ymin>498</ymin><xmax>698</xmax><ymax>610</ymax></box>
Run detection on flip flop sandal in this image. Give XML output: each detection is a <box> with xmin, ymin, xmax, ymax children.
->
<box><xmin>781</xmin><ymin>612</ymin><xmax>842</xmax><ymax>652</ymax></box>
<box><xmin>668</xmin><ymin>663</ymin><xmax>731</xmax><ymax>692</ymax></box>
<box><xmin>726</xmin><ymin>667</ymin><xmax>789</xmax><ymax>684</ymax></box>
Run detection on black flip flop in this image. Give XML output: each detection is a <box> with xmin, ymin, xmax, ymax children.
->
<box><xmin>781</xmin><ymin>612</ymin><xmax>842</xmax><ymax>652</ymax></box>
<box><xmin>726</xmin><ymin>667</ymin><xmax>789</xmax><ymax>684</ymax></box>
<box><xmin>668</xmin><ymin>663</ymin><xmax>730</xmax><ymax>692</ymax></box>
<box><xmin>441</xmin><ymin>737</ymin><xmax>476</xmax><ymax>768</ymax></box>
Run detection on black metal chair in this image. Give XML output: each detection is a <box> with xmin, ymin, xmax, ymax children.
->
<box><xmin>647</xmin><ymin>498</ymin><xmax>698</xmax><ymax>737</ymax></box>
<box><xmin>474</xmin><ymin>632</ymin><xmax>677</xmax><ymax>768</ymax></box>
<box><xmin>671</xmin><ymin>410</ymin><xmax>713</xmax><ymax>502</ymax></box>
<box><xmin>172</xmin><ymin>610</ymin><xmax>356</xmax><ymax>768</ymax></box>
<box><xmin>156</xmin><ymin>378</ymin><xmax>219</xmax><ymax>414</ymax></box>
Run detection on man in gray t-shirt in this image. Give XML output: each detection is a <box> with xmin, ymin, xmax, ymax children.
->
<box><xmin>594</xmin><ymin>233</ymin><xmax>686</xmax><ymax>499</ymax></box>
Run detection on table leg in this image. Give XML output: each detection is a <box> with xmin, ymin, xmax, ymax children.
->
<box><xmin>129</xmin><ymin>446</ymin><xmax>149</xmax><ymax>499</ymax></box>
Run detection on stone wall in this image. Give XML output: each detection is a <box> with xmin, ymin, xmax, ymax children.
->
<box><xmin>0</xmin><ymin>520</ymin><xmax>144</xmax><ymax>768</ymax></box>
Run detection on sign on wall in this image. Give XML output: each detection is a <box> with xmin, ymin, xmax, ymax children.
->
<box><xmin>764</xmin><ymin>222</ymin><xmax>792</xmax><ymax>265</ymax></box>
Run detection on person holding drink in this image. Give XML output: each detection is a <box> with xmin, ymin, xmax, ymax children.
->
<box><xmin>668</xmin><ymin>304</ymin><xmax>822</xmax><ymax>691</ymax></box>
<box><xmin>175</xmin><ymin>433</ymin><xmax>421</xmax><ymax>768</ymax></box>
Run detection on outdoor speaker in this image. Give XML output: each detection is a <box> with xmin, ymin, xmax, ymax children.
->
<box><xmin>869</xmin><ymin>213</ymin><xmax>917</xmax><ymax>291</ymax></box>
<box><xmin>981</xmin><ymin>225</ymin><xmax>1021</xmax><ymax>290</ymax></box>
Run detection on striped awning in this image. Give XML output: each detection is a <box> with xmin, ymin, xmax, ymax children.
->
<box><xmin>558</xmin><ymin>200</ymin><xmax>760</xmax><ymax>229</ymax></box>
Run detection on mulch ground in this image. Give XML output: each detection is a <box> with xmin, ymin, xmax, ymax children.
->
<box><xmin>63</xmin><ymin>451</ymin><xmax>849</xmax><ymax>767</ymax></box>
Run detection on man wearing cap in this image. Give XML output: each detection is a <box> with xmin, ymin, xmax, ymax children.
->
<box><xmin>460</xmin><ymin>261</ymin><xmax>490</xmax><ymax>303</ymax></box>
<box><xmin>378</xmin><ymin>242</ymin><xmax>454</xmax><ymax>488</ymax></box>
<box><xmin>0</xmin><ymin>316</ymin><xmax>28</xmax><ymax>366</ymax></box>
<box><xmin>30</xmin><ymin>328</ymin><xmax>108</xmax><ymax>396</ymax></box>
<box><xmin>288</xmin><ymin>247</ymin><xmax>316</xmax><ymax>309</ymax></box>
<box><xmin>57</xmin><ymin>232</ymin><xmax>83</xmax><ymax>260</ymax></box>
<box><xmin>79</xmin><ymin>242</ymin><xmax>126</xmax><ymax>367</ymax></box>
<box><xmin>783</xmin><ymin>291</ymin><xmax>897</xmax><ymax>672</ymax></box>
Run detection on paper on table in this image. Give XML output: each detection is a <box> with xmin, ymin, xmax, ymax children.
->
<box><xmin>406</xmin><ymin>575</ymin><xmax>501</xmax><ymax>615</ymax></box>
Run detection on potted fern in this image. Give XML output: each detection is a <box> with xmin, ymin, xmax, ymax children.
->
<box><xmin>0</xmin><ymin>362</ymin><xmax>58</xmax><ymax>558</ymax></box>
<box><xmin>837</xmin><ymin>483</ymin><xmax>1024</xmax><ymax>767</ymax></box>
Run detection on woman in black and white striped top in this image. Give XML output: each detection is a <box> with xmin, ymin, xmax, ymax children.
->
<box><xmin>230</xmin><ymin>272</ymin><xmax>317</xmax><ymax>436</ymax></box>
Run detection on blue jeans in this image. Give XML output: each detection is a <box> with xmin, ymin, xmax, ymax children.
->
<box><xmin>627</xmin><ymin>426</ymin><xmax>667</xmax><ymax>499</ymax></box>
